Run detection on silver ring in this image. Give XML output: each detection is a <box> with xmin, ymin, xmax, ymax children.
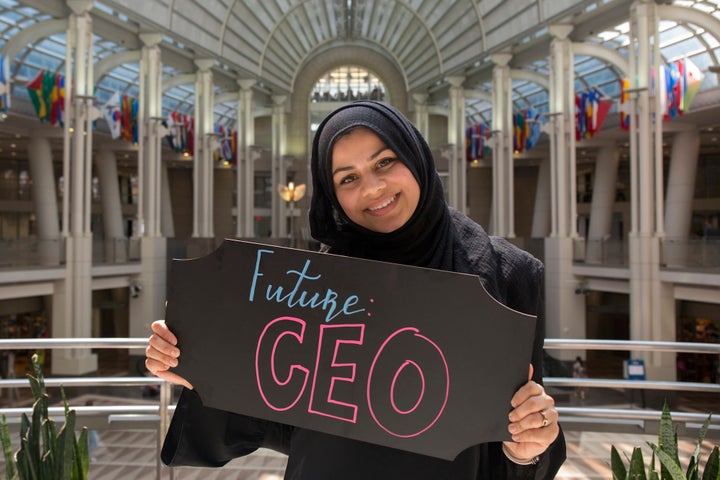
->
<box><xmin>540</xmin><ymin>410</ymin><xmax>549</xmax><ymax>427</ymax></box>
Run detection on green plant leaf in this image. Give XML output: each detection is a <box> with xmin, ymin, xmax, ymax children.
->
<box><xmin>657</xmin><ymin>401</ymin><xmax>681</xmax><ymax>480</ymax></box>
<box><xmin>687</xmin><ymin>455</ymin><xmax>698</xmax><ymax>480</ymax></box>
<box><xmin>701</xmin><ymin>446</ymin><xmax>719</xmax><ymax>480</ymax></box>
<box><xmin>650</xmin><ymin>441</ymin><xmax>687</xmax><ymax>480</ymax></box>
<box><xmin>629</xmin><ymin>447</ymin><xmax>648</xmax><ymax>480</ymax></box>
<box><xmin>1</xmin><ymin>415</ymin><xmax>17</xmax><ymax>480</ymax></box>
<box><xmin>692</xmin><ymin>414</ymin><xmax>712</xmax><ymax>479</ymax></box>
<box><xmin>76</xmin><ymin>427</ymin><xmax>89</xmax><ymax>478</ymax></box>
<box><xmin>612</xmin><ymin>445</ymin><xmax>628</xmax><ymax>480</ymax></box>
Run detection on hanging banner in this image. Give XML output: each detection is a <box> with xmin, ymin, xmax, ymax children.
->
<box><xmin>165</xmin><ymin>240</ymin><xmax>537</xmax><ymax>461</ymax></box>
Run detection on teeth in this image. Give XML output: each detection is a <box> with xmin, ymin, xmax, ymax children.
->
<box><xmin>369</xmin><ymin>195</ymin><xmax>396</xmax><ymax>211</ymax></box>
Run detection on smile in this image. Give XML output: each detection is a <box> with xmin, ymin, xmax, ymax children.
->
<box><xmin>367</xmin><ymin>194</ymin><xmax>397</xmax><ymax>212</ymax></box>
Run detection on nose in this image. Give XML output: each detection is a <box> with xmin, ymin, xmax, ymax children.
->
<box><xmin>362</xmin><ymin>174</ymin><xmax>385</xmax><ymax>197</ymax></box>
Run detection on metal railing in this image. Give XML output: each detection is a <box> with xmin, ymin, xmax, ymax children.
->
<box><xmin>1</xmin><ymin>338</ymin><xmax>719</xmax><ymax>478</ymax></box>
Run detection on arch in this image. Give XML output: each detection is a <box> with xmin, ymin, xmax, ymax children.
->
<box><xmin>510</xmin><ymin>69</ymin><xmax>549</xmax><ymax>90</ymax></box>
<box><xmin>1</xmin><ymin>19</ymin><xmax>68</xmax><ymax>62</ymax></box>
<box><xmin>658</xmin><ymin>5</ymin><xmax>720</xmax><ymax>46</ymax></box>
<box><xmin>256</xmin><ymin>0</ymin><xmax>442</xmax><ymax>89</ymax></box>
<box><xmin>572</xmin><ymin>42</ymin><xmax>629</xmax><ymax>77</ymax></box>
<box><xmin>94</xmin><ymin>50</ymin><xmax>141</xmax><ymax>82</ymax></box>
<box><xmin>287</xmin><ymin>44</ymin><xmax>408</xmax><ymax>160</ymax></box>
<box><xmin>162</xmin><ymin>74</ymin><xmax>195</xmax><ymax>92</ymax></box>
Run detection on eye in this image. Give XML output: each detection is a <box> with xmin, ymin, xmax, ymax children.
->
<box><xmin>338</xmin><ymin>174</ymin><xmax>357</xmax><ymax>185</ymax></box>
<box><xmin>376</xmin><ymin>157</ymin><xmax>395</xmax><ymax>169</ymax></box>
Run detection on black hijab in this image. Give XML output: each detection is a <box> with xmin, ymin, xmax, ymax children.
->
<box><xmin>309</xmin><ymin>101</ymin><xmax>456</xmax><ymax>270</ymax></box>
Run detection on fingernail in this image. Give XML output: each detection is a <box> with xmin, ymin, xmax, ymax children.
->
<box><xmin>508</xmin><ymin>424</ymin><xmax>518</xmax><ymax>434</ymax></box>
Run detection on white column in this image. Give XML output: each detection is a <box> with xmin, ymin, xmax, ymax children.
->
<box><xmin>96</xmin><ymin>146</ymin><xmax>125</xmax><ymax>262</ymax></box>
<box><xmin>628</xmin><ymin>1</ymin><xmax>673</xmax><ymax>380</ymax></box>
<box><xmin>586</xmin><ymin>145</ymin><xmax>620</xmax><ymax>263</ymax></box>
<box><xmin>192</xmin><ymin>58</ymin><xmax>215</xmax><ymax>238</ymax></box>
<box><xmin>544</xmin><ymin>25</ymin><xmax>585</xmax><ymax>358</ymax></box>
<box><xmin>138</xmin><ymin>33</ymin><xmax>164</xmax><ymax>238</ymax></box>
<box><xmin>412</xmin><ymin>93</ymin><xmax>429</xmax><ymax>141</ymax></box>
<box><xmin>27</xmin><ymin>136</ymin><xmax>61</xmax><ymax>265</ymax></box>
<box><xmin>490</xmin><ymin>55</ymin><xmax>513</xmax><ymax>236</ymax></box>
<box><xmin>663</xmin><ymin>129</ymin><xmax>700</xmax><ymax>267</ymax></box>
<box><xmin>161</xmin><ymin>162</ymin><xmax>174</xmax><ymax>237</ymax></box>
<box><xmin>271</xmin><ymin>95</ymin><xmax>287</xmax><ymax>238</ymax></box>
<box><xmin>530</xmin><ymin>156</ymin><xmax>551</xmax><ymax>238</ymax></box>
<box><xmin>236</xmin><ymin>78</ymin><xmax>255</xmax><ymax>238</ymax></box>
<box><xmin>55</xmin><ymin>0</ymin><xmax>97</xmax><ymax>374</ymax></box>
<box><xmin>447</xmin><ymin>76</ymin><xmax>466</xmax><ymax>213</ymax></box>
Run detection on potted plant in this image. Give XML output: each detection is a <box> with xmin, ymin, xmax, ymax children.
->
<box><xmin>1</xmin><ymin>354</ymin><xmax>89</xmax><ymax>479</ymax></box>
<box><xmin>611</xmin><ymin>401</ymin><xmax>719</xmax><ymax>480</ymax></box>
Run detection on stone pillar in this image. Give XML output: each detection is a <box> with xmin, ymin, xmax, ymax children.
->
<box><xmin>271</xmin><ymin>95</ymin><xmax>287</xmax><ymax>238</ymax></box>
<box><xmin>663</xmin><ymin>129</ymin><xmax>700</xmax><ymax>267</ymax></box>
<box><xmin>490</xmin><ymin>54</ymin><xmax>513</xmax><ymax>237</ymax></box>
<box><xmin>530</xmin><ymin>156</ymin><xmax>551</xmax><ymax>238</ymax></box>
<box><xmin>544</xmin><ymin>25</ymin><xmax>585</xmax><ymax>358</ymax></box>
<box><xmin>628</xmin><ymin>1</ymin><xmax>673</xmax><ymax>380</ymax></box>
<box><xmin>27</xmin><ymin>136</ymin><xmax>61</xmax><ymax>265</ymax></box>
<box><xmin>447</xmin><ymin>76</ymin><xmax>466</xmax><ymax>213</ymax></box>
<box><xmin>412</xmin><ymin>93</ymin><xmax>429</xmax><ymax>140</ymax></box>
<box><xmin>586</xmin><ymin>145</ymin><xmax>620</xmax><ymax>263</ymax></box>
<box><xmin>54</xmin><ymin>0</ymin><xmax>97</xmax><ymax>374</ymax></box>
<box><xmin>138</xmin><ymin>32</ymin><xmax>164</xmax><ymax>238</ymax></box>
<box><xmin>96</xmin><ymin>146</ymin><xmax>125</xmax><ymax>262</ymax></box>
<box><xmin>192</xmin><ymin>58</ymin><xmax>215</xmax><ymax>238</ymax></box>
<box><xmin>236</xmin><ymin>79</ymin><xmax>256</xmax><ymax>238</ymax></box>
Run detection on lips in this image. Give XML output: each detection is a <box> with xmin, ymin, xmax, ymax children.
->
<box><xmin>366</xmin><ymin>194</ymin><xmax>398</xmax><ymax>214</ymax></box>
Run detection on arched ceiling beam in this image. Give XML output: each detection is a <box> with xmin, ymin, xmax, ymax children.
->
<box><xmin>572</xmin><ymin>42</ymin><xmax>629</xmax><ymax>77</ymax></box>
<box><xmin>1</xmin><ymin>19</ymin><xmax>68</xmax><ymax>63</ymax></box>
<box><xmin>162</xmin><ymin>74</ymin><xmax>195</xmax><ymax>92</ymax></box>
<box><xmin>94</xmin><ymin>50</ymin><xmax>141</xmax><ymax>82</ymax></box>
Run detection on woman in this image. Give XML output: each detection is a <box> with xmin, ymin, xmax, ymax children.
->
<box><xmin>147</xmin><ymin>100</ymin><xmax>566</xmax><ymax>479</ymax></box>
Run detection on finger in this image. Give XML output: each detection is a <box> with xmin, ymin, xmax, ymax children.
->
<box><xmin>527</xmin><ymin>363</ymin><xmax>534</xmax><ymax>382</ymax></box>
<box><xmin>509</xmin><ymin>406</ymin><xmax>558</xmax><ymax>436</ymax></box>
<box><xmin>148</xmin><ymin>330</ymin><xmax>181</xmax><ymax>359</ymax></box>
<box><xmin>510</xmin><ymin>380</ymin><xmax>545</xmax><ymax>409</ymax></box>
<box><xmin>152</xmin><ymin>369</ymin><xmax>193</xmax><ymax>390</ymax></box>
<box><xmin>151</xmin><ymin>320</ymin><xmax>178</xmax><ymax>345</ymax></box>
<box><xmin>509</xmin><ymin>416</ymin><xmax>559</xmax><ymax>445</ymax></box>
<box><xmin>145</xmin><ymin>346</ymin><xmax>179</xmax><ymax>370</ymax></box>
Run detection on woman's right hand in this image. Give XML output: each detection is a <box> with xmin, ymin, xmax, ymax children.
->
<box><xmin>145</xmin><ymin>320</ymin><xmax>193</xmax><ymax>389</ymax></box>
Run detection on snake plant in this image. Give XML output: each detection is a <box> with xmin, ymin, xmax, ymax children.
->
<box><xmin>611</xmin><ymin>400</ymin><xmax>719</xmax><ymax>480</ymax></box>
<box><xmin>0</xmin><ymin>354</ymin><xmax>89</xmax><ymax>479</ymax></box>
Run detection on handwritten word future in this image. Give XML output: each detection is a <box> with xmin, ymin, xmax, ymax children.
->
<box><xmin>249</xmin><ymin>249</ymin><xmax>366</xmax><ymax>322</ymax></box>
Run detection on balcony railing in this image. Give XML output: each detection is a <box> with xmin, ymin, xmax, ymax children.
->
<box><xmin>0</xmin><ymin>337</ymin><xmax>718</xmax><ymax>479</ymax></box>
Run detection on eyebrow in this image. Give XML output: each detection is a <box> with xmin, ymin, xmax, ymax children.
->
<box><xmin>332</xmin><ymin>146</ymin><xmax>391</xmax><ymax>178</ymax></box>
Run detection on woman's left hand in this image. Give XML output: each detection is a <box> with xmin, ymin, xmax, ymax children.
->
<box><xmin>503</xmin><ymin>364</ymin><xmax>559</xmax><ymax>462</ymax></box>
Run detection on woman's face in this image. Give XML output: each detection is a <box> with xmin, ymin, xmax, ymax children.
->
<box><xmin>331</xmin><ymin>127</ymin><xmax>420</xmax><ymax>233</ymax></box>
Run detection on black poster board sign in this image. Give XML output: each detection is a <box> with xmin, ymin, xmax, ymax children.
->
<box><xmin>165</xmin><ymin>240</ymin><xmax>536</xmax><ymax>460</ymax></box>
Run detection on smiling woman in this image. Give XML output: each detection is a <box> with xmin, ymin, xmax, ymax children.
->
<box><xmin>331</xmin><ymin>127</ymin><xmax>420</xmax><ymax>233</ymax></box>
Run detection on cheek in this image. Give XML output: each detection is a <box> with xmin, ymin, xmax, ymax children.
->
<box><xmin>334</xmin><ymin>190</ymin><xmax>355</xmax><ymax>216</ymax></box>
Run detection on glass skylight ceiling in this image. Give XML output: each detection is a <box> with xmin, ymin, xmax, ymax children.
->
<box><xmin>1</xmin><ymin>0</ymin><xmax>719</xmax><ymax>131</ymax></box>
<box><xmin>465</xmin><ymin>0</ymin><xmax>720</xmax><ymax>126</ymax></box>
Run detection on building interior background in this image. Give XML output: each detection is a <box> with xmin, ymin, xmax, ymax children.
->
<box><xmin>0</xmin><ymin>0</ymin><xmax>718</xmax><ymax>394</ymax></box>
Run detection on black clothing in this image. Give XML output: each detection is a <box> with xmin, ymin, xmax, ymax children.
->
<box><xmin>162</xmin><ymin>101</ymin><xmax>566</xmax><ymax>478</ymax></box>
<box><xmin>162</xmin><ymin>211</ymin><xmax>566</xmax><ymax>479</ymax></box>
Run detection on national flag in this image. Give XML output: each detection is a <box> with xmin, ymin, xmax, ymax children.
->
<box><xmin>0</xmin><ymin>55</ymin><xmax>10</xmax><ymax>113</ymax></box>
<box><xmin>103</xmin><ymin>91</ymin><xmax>121</xmax><ymax>139</ymax></box>
<box><xmin>681</xmin><ymin>57</ymin><xmax>704</xmax><ymax>113</ymax></box>
<box><xmin>620</xmin><ymin>78</ymin><xmax>630</xmax><ymax>130</ymax></box>
<box><xmin>49</xmin><ymin>74</ymin><xmax>65</xmax><ymax>126</ymax></box>
<box><xmin>27</xmin><ymin>69</ymin><xmax>48</xmax><ymax>120</ymax></box>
